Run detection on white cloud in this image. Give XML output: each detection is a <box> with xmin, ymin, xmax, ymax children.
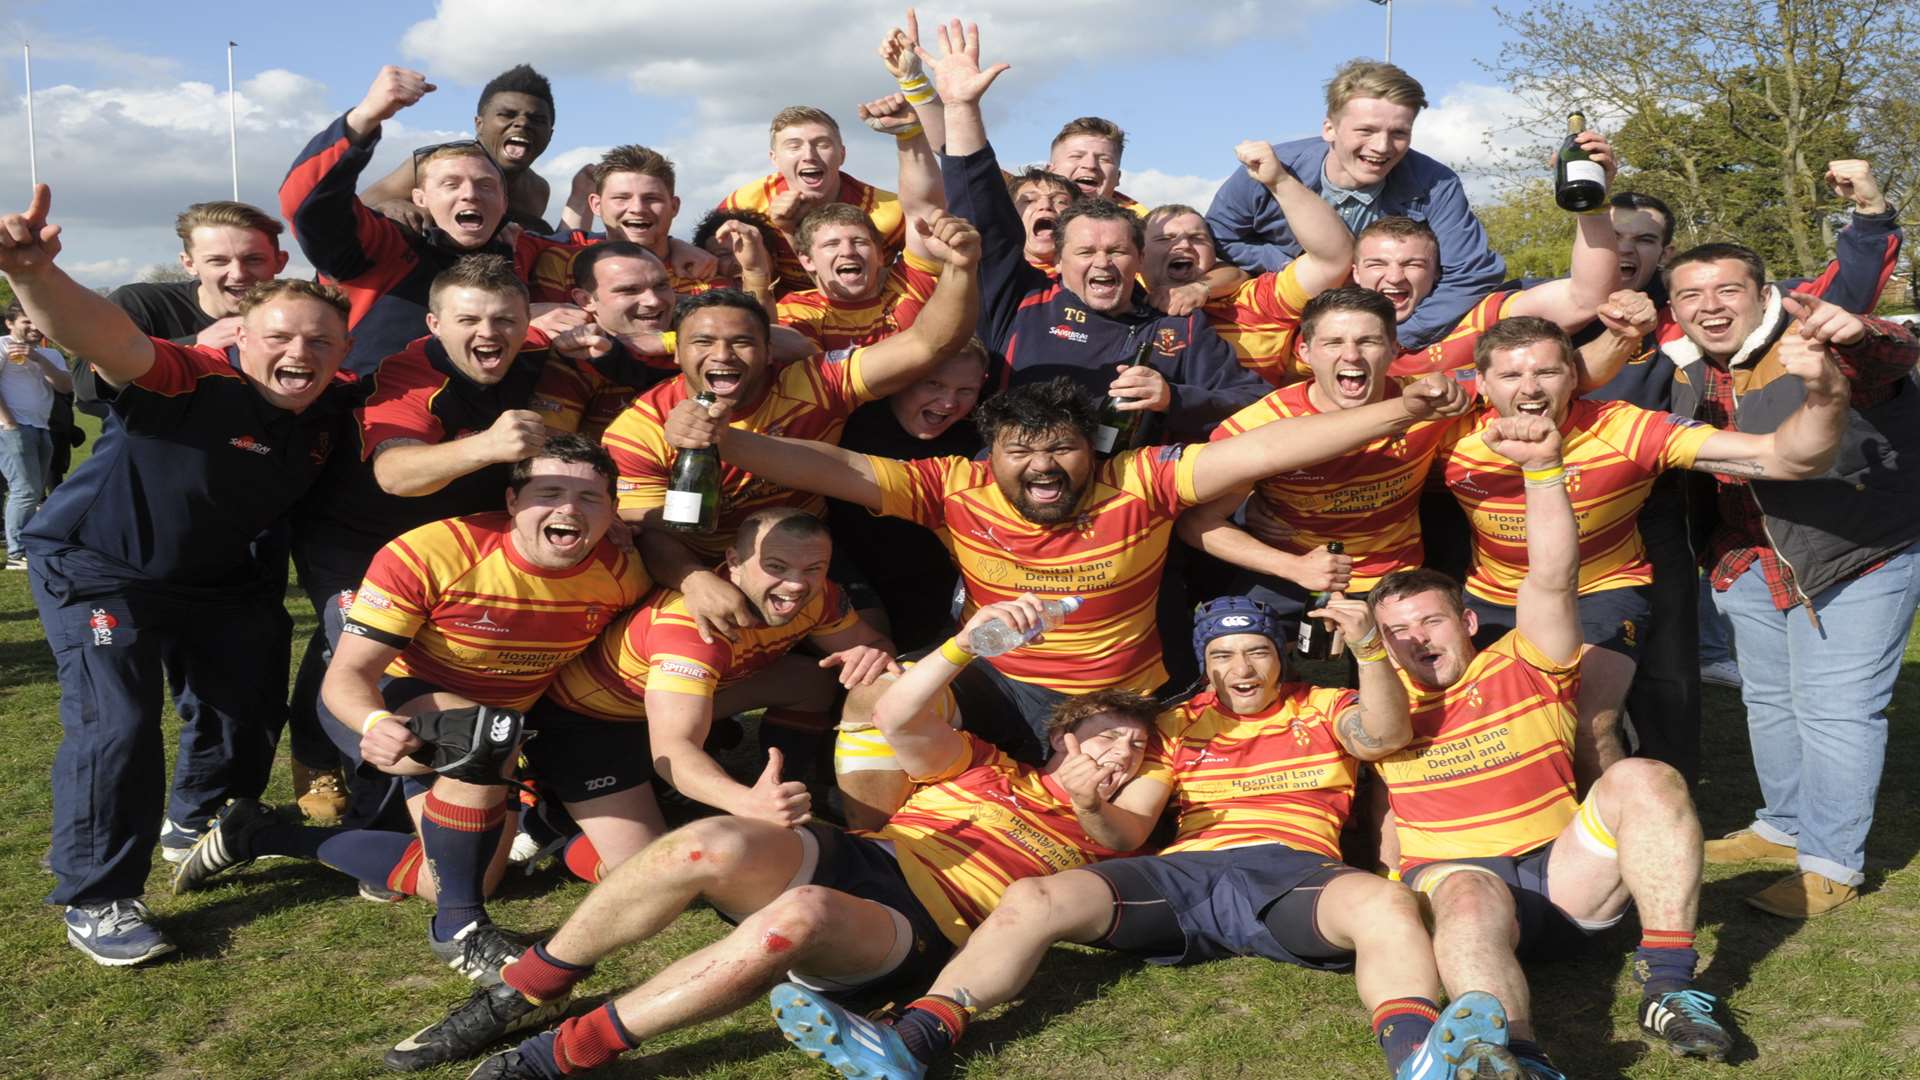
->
<box><xmin>1410</xmin><ymin>81</ymin><xmax>1536</xmax><ymax>201</ymax></box>
<box><xmin>1118</xmin><ymin>169</ymin><xmax>1222</xmax><ymax>214</ymax></box>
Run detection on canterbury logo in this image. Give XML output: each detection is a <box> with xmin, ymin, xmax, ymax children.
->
<box><xmin>488</xmin><ymin>716</ymin><xmax>514</xmax><ymax>744</ymax></box>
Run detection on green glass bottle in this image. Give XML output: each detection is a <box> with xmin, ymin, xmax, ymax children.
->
<box><xmin>664</xmin><ymin>391</ymin><xmax>721</xmax><ymax>532</ymax></box>
<box><xmin>1554</xmin><ymin>110</ymin><xmax>1607</xmax><ymax>213</ymax></box>
<box><xmin>1296</xmin><ymin>542</ymin><xmax>1347</xmax><ymax>660</ymax></box>
<box><xmin>1094</xmin><ymin>337</ymin><xmax>1155</xmax><ymax>457</ymax></box>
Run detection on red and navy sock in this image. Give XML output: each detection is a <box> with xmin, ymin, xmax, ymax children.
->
<box><xmin>1371</xmin><ymin>997</ymin><xmax>1440</xmax><ymax>1070</ymax></box>
<box><xmin>891</xmin><ymin>995</ymin><xmax>971</xmax><ymax>1064</ymax></box>
<box><xmin>545</xmin><ymin>1002</ymin><xmax>637</xmax><ymax>1074</ymax></box>
<box><xmin>561</xmin><ymin>834</ymin><xmax>603</xmax><ymax>884</ymax></box>
<box><xmin>420</xmin><ymin>792</ymin><xmax>508</xmax><ymax>942</ymax></box>
<box><xmin>1633</xmin><ymin>929</ymin><xmax>1699</xmax><ymax>998</ymax></box>
<box><xmin>313</xmin><ymin>829</ymin><xmax>414</xmax><ymax>888</ymax></box>
<box><xmin>503</xmin><ymin>940</ymin><xmax>594</xmax><ymax>1003</ymax></box>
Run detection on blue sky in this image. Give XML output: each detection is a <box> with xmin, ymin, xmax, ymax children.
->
<box><xmin>0</xmin><ymin>0</ymin><xmax>1545</xmax><ymax>284</ymax></box>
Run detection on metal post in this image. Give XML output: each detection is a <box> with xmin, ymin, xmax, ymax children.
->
<box><xmin>23</xmin><ymin>43</ymin><xmax>36</xmax><ymax>188</ymax></box>
<box><xmin>1385</xmin><ymin>0</ymin><xmax>1393</xmax><ymax>63</ymax></box>
<box><xmin>227</xmin><ymin>41</ymin><xmax>239</xmax><ymax>199</ymax></box>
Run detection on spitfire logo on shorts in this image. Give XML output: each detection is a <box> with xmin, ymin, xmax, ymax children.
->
<box><xmin>658</xmin><ymin>659</ymin><xmax>709</xmax><ymax>681</ymax></box>
<box><xmin>88</xmin><ymin>608</ymin><xmax>118</xmax><ymax>646</ymax></box>
<box><xmin>355</xmin><ymin>585</ymin><xmax>392</xmax><ymax>610</ymax></box>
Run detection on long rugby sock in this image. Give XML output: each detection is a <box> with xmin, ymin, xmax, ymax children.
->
<box><xmin>249</xmin><ymin>821</ymin><xmax>333</xmax><ymax>861</ymax></box>
<box><xmin>504</xmin><ymin>941</ymin><xmax>595</xmax><ymax>1003</ymax></box>
<box><xmin>1633</xmin><ymin>928</ymin><xmax>1699</xmax><ymax>998</ymax></box>
<box><xmin>420</xmin><ymin>791</ymin><xmax>508</xmax><ymax>941</ymax></box>
<box><xmin>1371</xmin><ymin>997</ymin><xmax>1440</xmax><ymax>1070</ymax></box>
<box><xmin>561</xmin><ymin>834</ymin><xmax>603</xmax><ymax>884</ymax></box>
<box><xmin>309</xmin><ymin>829</ymin><xmax>418</xmax><ymax>891</ymax></box>
<box><xmin>892</xmin><ymin>995</ymin><xmax>971</xmax><ymax>1063</ymax></box>
<box><xmin>548</xmin><ymin>1002</ymin><xmax>638</xmax><ymax>1074</ymax></box>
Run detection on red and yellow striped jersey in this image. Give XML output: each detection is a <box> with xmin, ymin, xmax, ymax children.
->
<box><xmin>1155</xmin><ymin>685</ymin><xmax>1360</xmax><ymax>857</ymax></box>
<box><xmin>530</xmin><ymin>353</ymin><xmax>679</xmax><ymax>442</ymax></box>
<box><xmin>1202</xmin><ymin>262</ymin><xmax>1316</xmax><ymax>387</ymax></box>
<box><xmin>601</xmin><ymin>354</ymin><xmax>875</xmax><ymax>559</ymax></box>
<box><xmin>544</xmin><ymin>581</ymin><xmax>857</xmax><ymax>721</ymax></box>
<box><xmin>868</xmin><ymin>445</ymin><xmax>1199</xmax><ymax>693</ymax></box>
<box><xmin>876</xmin><ymin>733</ymin><xmax>1152</xmax><ymax>946</ymax></box>
<box><xmin>343</xmin><ymin>512</ymin><xmax>651</xmax><ymax>710</ymax></box>
<box><xmin>1443</xmin><ymin>399</ymin><xmax>1718</xmax><ymax>604</ymax></box>
<box><xmin>775</xmin><ymin>252</ymin><xmax>941</xmax><ymax>352</ymax></box>
<box><xmin>1388</xmin><ymin>292</ymin><xmax>1518</xmax><ymax>380</ymax></box>
<box><xmin>1375</xmin><ymin>631</ymin><xmax>1581</xmax><ymax>868</ymax></box>
<box><xmin>527</xmin><ymin>229</ymin><xmax>735</xmax><ymax>304</ymax></box>
<box><xmin>717</xmin><ymin>172</ymin><xmax>906</xmax><ymax>294</ymax></box>
<box><xmin>1213</xmin><ymin>381</ymin><xmax>1471</xmax><ymax>591</ymax></box>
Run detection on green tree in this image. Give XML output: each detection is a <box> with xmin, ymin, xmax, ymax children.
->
<box><xmin>1477</xmin><ymin>178</ymin><xmax>1578</xmax><ymax>279</ymax></box>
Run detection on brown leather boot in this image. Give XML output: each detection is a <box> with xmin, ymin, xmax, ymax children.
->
<box><xmin>1745</xmin><ymin>870</ymin><xmax>1860</xmax><ymax>918</ymax></box>
<box><xmin>1703</xmin><ymin>828</ymin><xmax>1796</xmax><ymax>866</ymax></box>
<box><xmin>291</xmin><ymin>760</ymin><xmax>349</xmax><ymax>824</ymax></box>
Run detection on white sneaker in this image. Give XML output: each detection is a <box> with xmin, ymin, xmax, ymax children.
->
<box><xmin>1700</xmin><ymin>660</ymin><xmax>1742</xmax><ymax>690</ymax></box>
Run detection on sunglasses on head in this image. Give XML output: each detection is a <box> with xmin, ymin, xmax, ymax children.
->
<box><xmin>411</xmin><ymin>139</ymin><xmax>497</xmax><ymax>175</ymax></box>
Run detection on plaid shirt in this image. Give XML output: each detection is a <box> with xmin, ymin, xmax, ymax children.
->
<box><xmin>1701</xmin><ymin>317</ymin><xmax>1920</xmax><ymax>609</ymax></box>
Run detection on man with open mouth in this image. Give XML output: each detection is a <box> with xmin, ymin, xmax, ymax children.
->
<box><xmin>360</xmin><ymin>64</ymin><xmax>558</xmax><ymax>236</ymax></box>
<box><xmin>769</xmin><ymin>595</ymin><xmax>1525</xmax><ymax>1080</ymax></box>
<box><xmin>285</xmin><ymin>255</ymin><xmax>623</xmax><ymax>840</ymax></box>
<box><xmin>1370</xmin><ymin>410</ymin><xmax>1741</xmax><ymax>1075</ymax></box>
<box><xmin>686</xmin><ymin>365</ymin><xmax>1472</xmax><ymax>783</ymax></box>
<box><xmin>0</xmin><ymin>184</ymin><xmax>359</xmax><ymax>967</ymax></box>
<box><xmin>778</xmin><ymin>201</ymin><xmax>941</xmax><ymax>354</ymax></box>
<box><xmin>282</xmin><ymin>64</ymin><xmax>578</xmax><ymax>379</ymax></box>
<box><xmin>718</xmin><ymin>105</ymin><xmax>908</xmax><ymax>295</ymax></box>
<box><xmin>378</xmin><ymin>594</ymin><xmax>1161</xmax><ymax>1079</ymax></box>
<box><xmin>1205</xmin><ymin>57</ymin><xmax>1506</xmax><ymax>352</ymax></box>
<box><xmin>1441</xmin><ymin>314</ymin><xmax>1854</xmax><ymax>795</ymax></box>
<box><xmin>929</xmin><ymin>19</ymin><xmax>1267</xmax><ymax>444</ymax></box>
<box><xmin>173</xmin><ymin>435</ymin><xmax>650</xmax><ymax>991</ymax></box>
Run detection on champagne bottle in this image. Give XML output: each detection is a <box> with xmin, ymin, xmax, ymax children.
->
<box><xmin>1093</xmin><ymin>338</ymin><xmax>1154</xmax><ymax>457</ymax></box>
<box><xmin>663</xmin><ymin>391</ymin><xmax>721</xmax><ymax>532</ymax></box>
<box><xmin>1554</xmin><ymin>111</ymin><xmax>1607</xmax><ymax>213</ymax></box>
<box><xmin>1296</xmin><ymin>542</ymin><xmax>1347</xmax><ymax>660</ymax></box>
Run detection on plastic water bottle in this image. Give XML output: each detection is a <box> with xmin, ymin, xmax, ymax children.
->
<box><xmin>968</xmin><ymin>596</ymin><xmax>1083</xmax><ymax>657</ymax></box>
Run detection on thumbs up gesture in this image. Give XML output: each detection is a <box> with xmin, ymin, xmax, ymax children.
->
<box><xmin>743</xmin><ymin>747</ymin><xmax>813</xmax><ymax>828</ymax></box>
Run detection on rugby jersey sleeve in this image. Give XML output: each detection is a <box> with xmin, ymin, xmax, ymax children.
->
<box><xmin>869</xmin><ymin>454</ymin><xmax>959</xmax><ymax>529</ymax></box>
<box><xmin>341</xmin><ymin>527</ymin><xmax>443</xmax><ymax>647</ymax></box>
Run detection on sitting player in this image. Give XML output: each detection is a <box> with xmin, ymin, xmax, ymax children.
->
<box><xmin>171</xmin><ymin>436</ymin><xmax>650</xmax><ymax>986</ymax></box>
<box><xmin>378</xmin><ymin>595</ymin><xmax>1162</xmax><ymax>1075</ymax></box>
<box><xmin>770</xmin><ymin>593</ymin><xmax>1525</xmax><ymax>1080</ymax></box>
<box><xmin>524</xmin><ymin>507</ymin><xmax>897</xmax><ymax>879</ymax></box>
<box><xmin>1370</xmin><ymin>412</ymin><xmax>1739</xmax><ymax>1074</ymax></box>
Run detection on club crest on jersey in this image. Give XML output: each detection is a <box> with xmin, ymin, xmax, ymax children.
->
<box><xmin>583</xmin><ymin>603</ymin><xmax>607</xmax><ymax>633</ymax></box>
<box><xmin>228</xmin><ymin>435</ymin><xmax>272</xmax><ymax>456</ymax></box>
<box><xmin>88</xmin><ymin>608</ymin><xmax>118</xmax><ymax>646</ymax></box>
<box><xmin>1153</xmin><ymin>327</ymin><xmax>1182</xmax><ymax>357</ymax></box>
<box><xmin>1564</xmin><ymin>465</ymin><xmax>1584</xmax><ymax>494</ymax></box>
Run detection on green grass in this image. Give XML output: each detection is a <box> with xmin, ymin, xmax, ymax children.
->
<box><xmin>2</xmin><ymin>417</ymin><xmax>1917</xmax><ymax>1077</ymax></box>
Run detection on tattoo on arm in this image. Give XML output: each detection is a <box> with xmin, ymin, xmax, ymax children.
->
<box><xmin>1338</xmin><ymin>709</ymin><xmax>1389</xmax><ymax>753</ymax></box>
<box><xmin>1692</xmin><ymin>458</ymin><xmax>1769</xmax><ymax>478</ymax></box>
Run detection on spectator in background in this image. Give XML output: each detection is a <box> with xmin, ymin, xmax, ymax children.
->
<box><xmin>0</xmin><ymin>300</ymin><xmax>73</xmax><ymax>568</ymax></box>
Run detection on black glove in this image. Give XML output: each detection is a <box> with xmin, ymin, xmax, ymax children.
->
<box><xmin>403</xmin><ymin>705</ymin><xmax>525</xmax><ymax>785</ymax></box>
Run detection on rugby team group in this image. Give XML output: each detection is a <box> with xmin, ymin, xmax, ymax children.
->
<box><xmin>2</xmin><ymin>11</ymin><xmax>1913</xmax><ymax>1080</ymax></box>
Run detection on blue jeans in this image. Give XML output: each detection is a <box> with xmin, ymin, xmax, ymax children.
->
<box><xmin>1712</xmin><ymin>543</ymin><xmax>1920</xmax><ymax>885</ymax></box>
<box><xmin>1697</xmin><ymin>575</ymin><xmax>1735</xmax><ymax>665</ymax></box>
<box><xmin>0</xmin><ymin>424</ymin><xmax>51</xmax><ymax>556</ymax></box>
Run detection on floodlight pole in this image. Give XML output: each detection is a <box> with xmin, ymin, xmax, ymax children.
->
<box><xmin>227</xmin><ymin>41</ymin><xmax>239</xmax><ymax>199</ymax></box>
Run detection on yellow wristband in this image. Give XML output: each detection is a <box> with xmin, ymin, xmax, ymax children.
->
<box><xmin>658</xmin><ymin>330</ymin><xmax>677</xmax><ymax>354</ymax></box>
<box><xmin>1522</xmin><ymin>465</ymin><xmax>1565</xmax><ymax>486</ymax></box>
<box><xmin>1353</xmin><ymin>643</ymin><xmax>1390</xmax><ymax>664</ymax></box>
<box><xmin>893</xmin><ymin>123</ymin><xmax>925</xmax><ymax>143</ymax></box>
<box><xmin>362</xmin><ymin>709</ymin><xmax>399</xmax><ymax>735</ymax></box>
<box><xmin>896</xmin><ymin>75</ymin><xmax>935</xmax><ymax>105</ymax></box>
<box><xmin>937</xmin><ymin>637</ymin><xmax>974</xmax><ymax>667</ymax></box>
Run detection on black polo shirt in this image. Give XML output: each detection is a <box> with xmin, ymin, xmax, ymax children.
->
<box><xmin>25</xmin><ymin>339</ymin><xmax>350</xmax><ymax>600</ymax></box>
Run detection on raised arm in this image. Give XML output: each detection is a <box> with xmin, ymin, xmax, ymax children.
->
<box><xmin>281</xmin><ymin>67</ymin><xmax>432</xmax><ymax>282</ymax></box>
<box><xmin>1484</xmin><ymin>416</ymin><xmax>1581</xmax><ymax>666</ymax></box>
<box><xmin>860</xmin><ymin>93</ymin><xmax>947</xmax><ymax>263</ymax></box>
<box><xmin>880</xmin><ymin>8</ymin><xmax>949</xmax><ymax>151</ymax></box>
<box><xmin>1187</xmin><ymin>373</ymin><xmax>1470</xmax><ymax>503</ymax></box>
<box><xmin>1234</xmin><ymin>140</ymin><xmax>1353</xmax><ymax>296</ymax></box>
<box><xmin>1310</xmin><ymin>596</ymin><xmax>1412</xmax><ymax>761</ymax></box>
<box><xmin>1509</xmin><ymin>137</ymin><xmax>1620</xmax><ymax>330</ymax></box>
<box><xmin>1575</xmin><ymin>289</ymin><xmax>1658</xmax><ymax>393</ymax></box>
<box><xmin>1785</xmin><ymin>159</ymin><xmax>1902</xmax><ymax>312</ymax></box>
<box><xmin>0</xmin><ymin>186</ymin><xmax>156</xmax><ymax>387</ymax></box>
<box><xmin>1686</xmin><ymin>293</ymin><xmax>1854</xmax><ymax>480</ymax></box>
<box><xmin>851</xmin><ymin>212</ymin><xmax>980</xmax><ymax>395</ymax></box>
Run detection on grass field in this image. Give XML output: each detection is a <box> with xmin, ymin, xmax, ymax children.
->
<box><xmin>2</xmin><ymin>421</ymin><xmax>1917</xmax><ymax>1079</ymax></box>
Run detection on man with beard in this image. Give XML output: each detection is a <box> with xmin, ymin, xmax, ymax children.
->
<box><xmin>378</xmin><ymin>594</ymin><xmax>1161</xmax><ymax>1078</ymax></box>
<box><xmin>928</xmin><ymin>20</ymin><xmax>1265</xmax><ymax>442</ymax></box>
<box><xmin>285</xmin><ymin>256</ymin><xmax>607</xmax><ymax>838</ymax></box>
<box><xmin>1369</xmin><ymin>412</ymin><xmax>1739</xmax><ymax>1074</ymax></box>
<box><xmin>518</xmin><ymin>508</ymin><xmax>896</xmax><ymax>884</ymax></box>
<box><xmin>173</xmin><ymin>436</ymin><xmax>650</xmax><ymax>985</ymax></box>
<box><xmin>1658</xmin><ymin>244</ymin><xmax>1920</xmax><ymax>918</ymax></box>
<box><xmin>682</xmin><ymin>369</ymin><xmax>1471</xmax><ymax>762</ymax></box>
<box><xmin>360</xmin><ymin>64</ymin><xmax>558</xmax><ymax>234</ymax></box>
<box><xmin>719</xmin><ymin>106</ymin><xmax>907</xmax><ymax>295</ymax></box>
<box><xmin>611</xmin><ymin>212</ymin><xmax>981</xmax><ymax>649</ymax></box>
<box><xmin>1206</xmin><ymin>58</ymin><xmax>1505</xmax><ymax>350</ymax></box>
<box><xmin>772</xmin><ymin>596</ymin><xmax>1523</xmax><ymax>1080</ymax></box>
<box><xmin>1444</xmin><ymin>316</ymin><xmax>1850</xmax><ymax>787</ymax></box>
<box><xmin>0</xmin><ymin>185</ymin><xmax>356</xmax><ymax>966</ymax></box>
<box><xmin>281</xmin><ymin>65</ymin><xmax>573</xmax><ymax>377</ymax></box>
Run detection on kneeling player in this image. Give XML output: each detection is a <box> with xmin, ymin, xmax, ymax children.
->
<box><xmin>171</xmin><ymin>436</ymin><xmax>649</xmax><ymax>983</ymax></box>
<box><xmin>522</xmin><ymin>506</ymin><xmax>897</xmax><ymax>880</ymax></box>
<box><xmin>1369</xmin><ymin>414</ymin><xmax>1737</xmax><ymax>1075</ymax></box>
<box><xmin>769</xmin><ymin>595</ymin><xmax>1518</xmax><ymax>1080</ymax></box>
<box><xmin>380</xmin><ymin>595</ymin><xmax>1160</xmax><ymax>1074</ymax></box>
